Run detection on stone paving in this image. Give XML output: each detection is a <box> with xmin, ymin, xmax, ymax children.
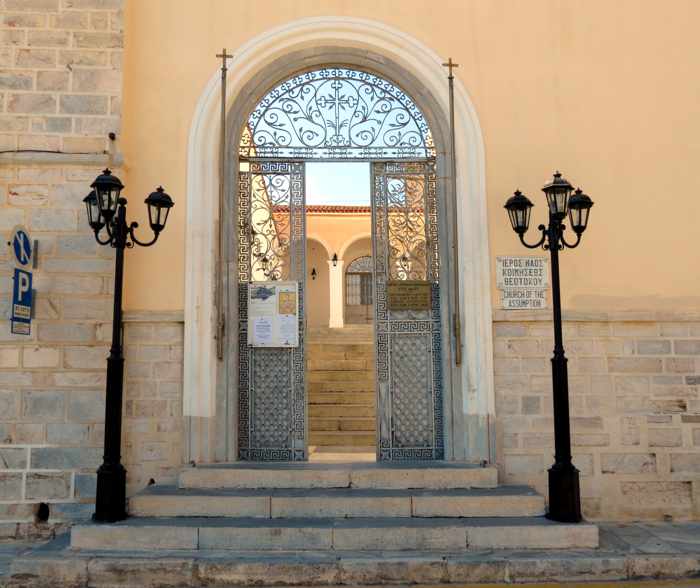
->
<box><xmin>0</xmin><ymin>522</ymin><xmax>700</xmax><ymax>586</ymax></box>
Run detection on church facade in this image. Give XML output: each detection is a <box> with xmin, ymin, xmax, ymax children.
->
<box><xmin>0</xmin><ymin>0</ymin><xmax>699</xmax><ymax>536</ymax></box>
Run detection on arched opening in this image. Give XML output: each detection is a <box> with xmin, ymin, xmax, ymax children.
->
<box><xmin>184</xmin><ymin>18</ymin><xmax>494</xmax><ymax>467</ymax></box>
<box><xmin>235</xmin><ymin>64</ymin><xmax>444</xmax><ymax>462</ymax></box>
<box><xmin>344</xmin><ymin>249</ymin><xmax>373</xmax><ymax>326</ymax></box>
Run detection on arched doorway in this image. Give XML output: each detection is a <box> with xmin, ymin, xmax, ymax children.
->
<box><xmin>184</xmin><ymin>19</ymin><xmax>494</xmax><ymax>467</ymax></box>
<box><xmin>236</xmin><ymin>66</ymin><xmax>445</xmax><ymax>461</ymax></box>
<box><xmin>345</xmin><ymin>252</ymin><xmax>373</xmax><ymax>325</ymax></box>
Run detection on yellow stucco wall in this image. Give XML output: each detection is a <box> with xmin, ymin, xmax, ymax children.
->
<box><xmin>120</xmin><ymin>0</ymin><xmax>700</xmax><ymax>312</ymax></box>
<box><xmin>306</xmin><ymin>213</ymin><xmax>371</xmax><ymax>327</ymax></box>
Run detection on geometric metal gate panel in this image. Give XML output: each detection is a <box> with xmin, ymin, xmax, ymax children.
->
<box><xmin>237</xmin><ymin>161</ymin><xmax>306</xmax><ymax>461</ymax></box>
<box><xmin>372</xmin><ymin>160</ymin><xmax>444</xmax><ymax>461</ymax></box>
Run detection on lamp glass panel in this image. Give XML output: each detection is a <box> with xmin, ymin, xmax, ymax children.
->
<box><xmin>507</xmin><ymin>208</ymin><xmax>518</xmax><ymax>231</ymax></box>
<box><xmin>509</xmin><ymin>206</ymin><xmax>530</xmax><ymax>232</ymax></box>
<box><xmin>85</xmin><ymin>199</ymin><xmax>95</xmax><ymax>224</ymax></box>
<box><xmin>547</xmin><ymin>190</ymin><xmax>569</xmax><ymax>216</ymax></box>
<box><xmin>578</xmin><ymin>207</ymin><xmax>590</xmax><ymax>231</ymax></box>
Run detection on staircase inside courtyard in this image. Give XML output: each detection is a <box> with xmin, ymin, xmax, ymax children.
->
<box><xmin>307</xmin><ymin>325</ymin><xmax>376</xmax><ymax>459</ymax></box>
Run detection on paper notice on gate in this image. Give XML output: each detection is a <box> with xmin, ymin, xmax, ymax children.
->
<box><xmin>247</xmin><ymin>280</ymin><xmax>300</xmax><ymax>347</ymax></box>
<box><xmin>251</xmin><ymin>316</ymin><xmax>274</xmax><ymax>346</ymax></box>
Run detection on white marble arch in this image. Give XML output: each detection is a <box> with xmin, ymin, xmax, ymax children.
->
<box><xmin>183</xmin><ymin>16</ymin><xmax>495</xmax><ymax>463</ymax></box>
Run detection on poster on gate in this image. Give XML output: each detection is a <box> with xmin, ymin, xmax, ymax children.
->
<box><xmin>247</xmin><ymin>281</ymin><xmax>299</xmax><ymax>347</ymax></box>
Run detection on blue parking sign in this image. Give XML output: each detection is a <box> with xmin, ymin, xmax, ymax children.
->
<box><xmin>11</xmin><ymin>268</ymin><xmax>32</xmax><ymax>335</ymax></box>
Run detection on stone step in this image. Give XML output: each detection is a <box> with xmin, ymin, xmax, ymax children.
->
<box><xmin>308</xmin><ymin>392</ymin><xmax>374</xmax><ymax>405</ymax></box>
<box><xmin>308</xmin><ymin>327</ymin><xmax>373</xmax><ymax>335</ymax></box>
<box><xmin>306</xmin><ymin>325</ymin><xmax>374</xmax><ymax>342</ymax></box>
<box><xmin>17</xmin><ymin>530</ymin><xmax>700</xmax><ymax>587</ymax></box>
<box><xmin>309</xmin><ymin>432</ymin><xmax>375</xmax><ymax>446</ymax></box>
<box><xmin>307</xmin><ymin>359</ymin><xmax>371</xmax><ymax>371</ymax></box>
<box><xmin>308</xmin><ymin>381</ymin><xmax>375</xmax><ymax>393</ymax></box>
<box><xmin>309</xmin><ymin>447</ymin><xmax>376</xmax><ymax>462</ymax></box>
<box><xmin>309</xmin><ymin>404</ymin><xmax>375</xmax><ymax>418</ymax></box>
<box><xmin>71</xmin><ymin>516</ymin><xmax>598</xmax><ymax>552</ymax></box>
<box><xmin>308</xmin><ymin>337</ymin><xmax>373</xmax><ymax>343</ymax></box>
<box><xmin>307</xmin><ymin>349</ymin><xmax>374</xmax><ymax>360</ymax></box>
<box><xmin>307</xmin><ymin>337</ymin><xmax>374</xmax><ymax>344</ymax></box>
<box><xmin>179</xmin><ymin>462</ymin><xmax>498</xmax><ymax>490</ymax></box>
<box><xmin>130</xmin><ymin>486</ymin><xmax>545</xmax><ymax>519</ymax></box>
<box><xmin>307</xmin><ymin>353</ymin><xmax>370</xmax><ymax>363</ymax></box>
<box><xmin>309</xmin><ymin>445</ymin><xmax>375</xmax><ymax>454</ymax></box>
<box><xmin>308</xmin><ymin>370</ymin><xmax>375</xmax><ymax>383</ymax></box>
<box><xmin>307</xmin><ymin>343</ymin><xmax>373</xmax><ymax>355</ymax></box>
<box><xmin>310</xmin><ymin>417</ymin><xmax>376</xmax><ymax>431</ymax></box>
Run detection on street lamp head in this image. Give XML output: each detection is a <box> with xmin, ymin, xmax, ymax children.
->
<box><xmin>504</xmin><ymin>189</ymin><xmax>534</xmax><ymax>235</ymax></box>
<box><xmin>332</xmin><ymin>253</ymin><xmax>338</xmax><ymax>267</ymax></box>
<box><xmin>91</xmin><ymin>168</ymin><xmax>124</xmax><ymax>220</ymax></box>
<box><xmin>144</xmin><ymin>186</ymin><xmax>174</xmax><ymax>233</ymax></box>
<box><xmin>568</xmin><ymin>188</ymin><xmax>594</xmax><ymax>235</ymax></box>
<box><xmin>82</xmin><ymin>191</ymin><xmax>105</xmax><ymax>232</ymax></box>
<box><xmin>542</xmin><ymin>171</ymin><xmax>574</xmax><ymax>219</ymax></box>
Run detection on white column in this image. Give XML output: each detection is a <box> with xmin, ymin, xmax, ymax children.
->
<box><xmin>328</xmin><ymin>259</ymin><xmax>344</xmax><ymax>328</ymax></box>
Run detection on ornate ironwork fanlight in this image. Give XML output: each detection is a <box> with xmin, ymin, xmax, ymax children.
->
<box><xmin>240</xmin><ymin>67</ymin><xmax>436</xmax><ymax>160</ymax></box>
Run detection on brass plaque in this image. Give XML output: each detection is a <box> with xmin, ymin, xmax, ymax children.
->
<box><xmin>387</xmin><ymin>280</ymin><xmax>432</xmax><ymax>311</ymax></box>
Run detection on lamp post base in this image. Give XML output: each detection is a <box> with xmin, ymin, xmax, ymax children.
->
<box><xmin>93</xmin><ymin>462</ymin><xmax>127</xmax><ymax>522</ymax></box>
<box><xmin>546</xmin><ymin>462</ymin><xmax>582</xmax><ymax>523</ymax></box>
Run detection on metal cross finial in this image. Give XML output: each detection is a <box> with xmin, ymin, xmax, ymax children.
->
<box><xmin>216</xmin><ymin>48</ymin><xmax>233</xmax><ymax>71</ymax></box>
<box><xmin>442</xmin><ymin>57</ymin><xmax>459</xmax><ymax>79</ymax></box>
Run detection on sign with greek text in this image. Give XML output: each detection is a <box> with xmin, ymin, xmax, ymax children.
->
<box><xmin>387</xmin><ymin>280</ymin><xmax>432</xmax><ymax>311</ymax></box>
<box><xmin>496</xmin><ymin>256</ymin><xmax>549</xmax><ymax>310</ymax></box>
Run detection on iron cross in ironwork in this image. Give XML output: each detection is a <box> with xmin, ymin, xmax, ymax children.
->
<box><xmin>442</xmin><ymin>57</ymin><xmax>459</xmax><ymax>79</ymax></box>
<box><xmin>216</xmin><ymin>48</ymin><xmax>233</xmax><ymax>72</ymax></box>
<box><xmin>317</xmin><ymin>79</ymin><xmax>359</xmax><ymax>142</ymax></box>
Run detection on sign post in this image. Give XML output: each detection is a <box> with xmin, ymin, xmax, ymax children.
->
<box><xmin>8</xmin><ymin>226</ymin><xmax>33</xmax><ymax>335</ymax></box>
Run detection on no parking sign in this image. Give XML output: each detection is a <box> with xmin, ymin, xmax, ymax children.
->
<box><xmin>8</xmin><ymin>226</ymin><xmax>34</xmax><ymax>335</ymax></box>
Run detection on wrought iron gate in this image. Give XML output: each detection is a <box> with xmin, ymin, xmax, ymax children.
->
<box><xmin>237</xmin><ymin>161</ymin><xmax>306</xmax><ymax>461</ymax></box>
<box><xmin>372</xmin><ymin>161</ymin><xmax>444</xmax><ymax>461</ymax></box>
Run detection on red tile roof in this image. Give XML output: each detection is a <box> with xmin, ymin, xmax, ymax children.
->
<box><xmin>272</xmin><ymin>205</ymin><xmax>371</xmax><ymax>213</ymax></box>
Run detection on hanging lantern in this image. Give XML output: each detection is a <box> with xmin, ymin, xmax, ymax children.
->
<box><xmin>82</xmin><ymin>191</ymin><xmax>104</xmax><ymax>231</ymax></box>
<box><xmin>144</xmin><ymin>186</ymin><xmax>174</xmax><ymax>233</ymax></box>
<box><xmin>504</xmin><ymin>190</ymin><xmax>534</xmax><ymax>235</ymax></box>
<box><xmin>542</xmin><ymin>171</ymin><xmax>574</xmax><ymax>218</ymax></box>
<box><xmin>91</xmin><ymin>168</ymin><xmax>124</xmax><ymax>219</ymax></box>
<box><xmin>568</xmin><ymin>188</ymin><xmax>594</xmax><ymax>235</ymax></box>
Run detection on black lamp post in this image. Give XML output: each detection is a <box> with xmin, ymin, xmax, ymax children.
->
<box><xmin>504</xmin><ymin>171</ymin><xmax>594</xmax><ymax>523</ymax></box>
<box><xmin>83</xmin><ymin>169</ymin><xmax>173</xmax><ymax>522</ymax></box>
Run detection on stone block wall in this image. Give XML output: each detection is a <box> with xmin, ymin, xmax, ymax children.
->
<box><xmin>0</xmin><ymin>164</ymin><xmax>114</xmax><ymax>537</ymax></box>
<box><xmin>0</xmin><ymin>0</ymin><xmax>124</xmax><ymax>536</ymax></box>
<box><xmin>494</xmin><ymin>312</ymin><xmax>700</xmax><ymax>520</ymax></box>
<box><xmin>0</xmin><ymin>0</ymin><xmax>123</xmax><ymax>153</ymax></box>
<box><xmin>123</xmin><ymin>316</ymin><xmax>184</xmax><ymax>495</ymax></box>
